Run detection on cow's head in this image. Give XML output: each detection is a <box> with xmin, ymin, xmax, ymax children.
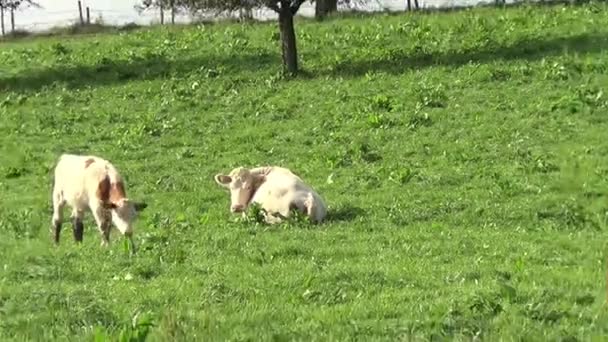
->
<box><xmin>111</xmin><ymin>198</ymin><xmax>147</xmax><ymax>234</ymax></box>
<box><xmin>214</xmin><ymin>167</ymin><xmax>265</xmax><ymax>213</ymax></box>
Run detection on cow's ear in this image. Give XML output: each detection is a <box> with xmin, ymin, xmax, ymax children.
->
<box><xmin>103</xmin><ymin>202</ymin><xmax>118</xmax><ymax>209</ymax></box>
<box><xmin>133</xmin><ymin>201</ymin><xmax>148</xmax><ymax>212</ymax></box>
<box><xmin>215</xmin><ymin>174</ymin><xmax>232</xmax><ymax>187</ymax></box>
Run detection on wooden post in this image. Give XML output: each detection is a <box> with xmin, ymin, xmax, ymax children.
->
<box><xmin>10</xmin><ymin>6</ymin><xmax>14</xmax><ymax>33</ymax></box>
<box><xmin>78</xmin><ymin>0</ymin><xmax>84</xmax><ymax>25</ymax></box>
<box><xmin>170</xmin><ymin>0</ymin><xmax>175</xmax><ymax>24</ymax></box>
<box><xmin>86</xmin><ymin>7</ymin><xmax>90</xmax><ymax>24</ymax></box>
<box><xmin>159</xmin><ymin>1</ymin><xmax>164</xmax><ymax>25</ymax></box>
<box><xmin>1</xmin><ymin>6</ymin><xmax>5</xmax><ymax>36</ymax></box>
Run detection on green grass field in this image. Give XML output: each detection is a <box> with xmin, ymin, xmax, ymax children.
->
<box><xmin>1</xmin><ymin>2</ymin><xmax>608</xmax><ymax>340</ymax></box>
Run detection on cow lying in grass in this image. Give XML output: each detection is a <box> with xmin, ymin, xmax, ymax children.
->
<box><xmin>51</xmin><ymin>154</ymin><xmax>147</xmax><ymax>249</ymax></box>
<box><xmin>214</xmin><ymin>166</ymin><xmax>327</xmax><ymax>224</ymax></box>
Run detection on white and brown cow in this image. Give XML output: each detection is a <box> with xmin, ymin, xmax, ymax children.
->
<box><xmin>51</xmin><ymin>153</ymin><xmax>147</xmax><ymax>249</ymax></box>
<box><xmin>214</xmin><ymin>166</ymin><xmax>327</xmax><ymax>224</ymax></box>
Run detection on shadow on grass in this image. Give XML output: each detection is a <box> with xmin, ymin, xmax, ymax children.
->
<box><xmin>326</xmin><ymin>32</ymin><xmax>608</xmax><ymax>78</ymax></box>
<box><xmin>326</xmin><ymin>205</ymin><xmax>366</xmax><ymax>223</ymax></box>
<box><xmin>1</xmin><ymin>31</ymin><xmax>605</xmax><ymax>92</ymax></box>
<box><xmin>0</xmin><ymin>52</ymin><xmax>279</xmax><ymax>92</ymax></box>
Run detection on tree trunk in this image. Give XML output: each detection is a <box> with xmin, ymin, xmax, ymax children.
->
<box><xmin>1</xmin><ymin>7</ymin><xmax>5</xmax><ymax>36</ymax></box>
<box><xmin>10</xmin><ymin>6</ymin><xmax>14</xmax><ymax>33</ymax></box>
<box><xmin>315</xmin><ymin>0</ymin><xmax>337</xmax><ymax>19</ymax></box>
<box><xmin>278</xmin><ymin>6</ymin><xmax>298</xmax><ymax>74</ymax></box>
<box><xmin>160</xmin><ymin>1</ymin><xmax>164</xmax><ymax>25</ymax></box>
<box><xmin>170</xmin><ymin>0</ymin><xmax>175</xmax><ymax>24</ymax></box>
<box><xmin>240</xmin><ymin>7</ymin><xmax>253</xmax><ymax>21</ymax></box>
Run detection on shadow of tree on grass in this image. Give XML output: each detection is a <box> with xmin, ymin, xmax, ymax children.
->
<box><xmin>326</xmin><ymin>32</ymin><xmax>608</xmax><ymax>77</ymax></box>
<box><xmin>1</xmin><ymin>31</ymin><xmax>605</xmax><ymax>92</ymax></box>
<box><xmin>0</xmin><ymin>52</ymin><xmax>279</xmax><ymax>92</ymax></box>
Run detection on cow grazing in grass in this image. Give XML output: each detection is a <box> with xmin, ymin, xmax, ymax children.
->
<box><xmin>51</xmin><ymin>154</ymin><xmax>147</xmax><ymax>249</ymax></box>
<box><xmin>214</xmin><ymin>166</ymin><xmax>327</xmax><ymax>224</ymax></box>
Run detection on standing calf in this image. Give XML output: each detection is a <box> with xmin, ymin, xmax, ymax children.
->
<box><xmin>214</xmin><ymin>166</ymin><xmax>327</xmax><ymax>224</ymax></box>
<box><xmin>51</xmin><ymin>154</ymin><xmax>147</xmax><ymax>249</ymax></box>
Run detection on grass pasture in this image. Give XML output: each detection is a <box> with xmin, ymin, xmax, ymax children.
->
<box><xmin>1</xmin><ymin>2</ymin><xmax>608</xmax><ymax>340</ymax></box>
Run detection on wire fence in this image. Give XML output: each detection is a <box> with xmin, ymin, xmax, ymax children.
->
<box><xmin>0</xmin><ymin>0</ymin><xmax>568</xmax><ymax>36</ymax></box>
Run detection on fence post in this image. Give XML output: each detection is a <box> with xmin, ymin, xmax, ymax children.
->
<box><xmin>0</xmin><ymin>6</ymin><xmax>5</xmax><ymax>36</ymax></box>
<box><xmin>78</xmin><ymin>0</ymin><xmax>84</xmax><ymax>25</ymax></box>
<box><xmin>10</xmin><ymin>6</ymin><xmax>14</xmax><ymax>33</ymax></box>
<box><xmin>86</xmin><ymin>7</ymin><xmax>90</xmax><ymax>24</ymax></box>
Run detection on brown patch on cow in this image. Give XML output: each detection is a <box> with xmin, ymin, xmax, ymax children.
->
<box><xmin>109</xmin><ymin>181</ymin><xmax>127</xmax><ymax>204</ymax></box>
<box><xmin>97</xmin><ymin>176</ymin><xmax>111</xmax><ymax>207</ymax></box>
<box><xmin>253</xmin><ymin>174</ymin><xmax>266</xmax><ymax>189</ymax></box>
<box><xmin>97</xmin><ymin>177</ymin><xmax>126</xmax><ymax>208</ymax></box>
<box><xmin>84</xmin><ymin>158</ymin><xmax>95</xmax><ymax>168</ymax></box>
<box><xmin>246</xmin><ymin>175</ymin><xmax>266</xmax><ymax>205</ymax></box>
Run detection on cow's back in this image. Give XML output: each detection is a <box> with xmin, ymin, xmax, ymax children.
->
<box><xmin>252</xmin><ymin>169</ymin><xmax>327</xmax><ymax>223</ymax></box>
<box><xmin>54</xmin><ymin>154</ymin><xmax>87</xmax><ymax>188</ymax></box>
<box><xmin>54</xmin><ymin>154</ymin><xmax>114</xmax><ymax>206</ymax></box>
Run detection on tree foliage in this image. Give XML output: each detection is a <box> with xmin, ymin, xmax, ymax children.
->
<box><xmin>0</xmin><ymin>0</ymin><xmax>40</xmax><ymax>9</ymax></box>
<box><xmin>1</xmin><ymin>0</ymin><xmax>40</xmax><ymax>36</ymax></box>
<box><xmin>138</xmin><ymin>0</ymin><xmax>374</xmax><ymax>15</ymax></box>
<box><xmin>139</xmin><ymin>0</ymin><xmax>308</xmax><ymax>15</ymax></box>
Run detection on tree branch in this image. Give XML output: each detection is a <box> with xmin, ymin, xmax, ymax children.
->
<box><xmin>264</xmin><ymin>0</ymin><xmax>280</xmax><ymax>12</ymax></box>
<box><xmin>289</xmin><ymin>0</ymin><xmax>306</xmax><ymax>14</ymax></box>
<box><xmin>2</xmin><ymin>0</ymin><xmax>41</xmax><ymax>9</ymax></box>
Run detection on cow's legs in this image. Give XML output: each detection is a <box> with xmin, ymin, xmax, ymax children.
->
<box><xmin>91</xmin><ymin>204</ymin><xmax>111</xmax><ymax>247</ymax></box>
<box><xmin>271</xmin><ymin>201</ymin><xmax>311</xmax><ymax>224</ymax></box>
<box><xmin>51</xmin><ymin>189</ymin><xmax>65</xmax><ymax>245</ymax></box>
<box><xmin>71</xmin><ymin>208</ymin><xmax>85</xmax><ymax>243</ymax></box>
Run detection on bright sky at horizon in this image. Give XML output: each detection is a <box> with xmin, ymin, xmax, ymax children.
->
<box><xmin>8</xmin><ymin>0</ymin><xmax>505</xmax><ymax>32</ymax></box>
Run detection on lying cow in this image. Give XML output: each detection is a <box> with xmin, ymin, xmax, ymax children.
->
<box><xmin>214</xmin><ymin>166</ymin><xmax>327</xmax><ymax>224</ymax></box>
<box><xmin>51</xmin><ymin>153</ymin><xmax>147</xmax><ymax>249</ymax></box>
